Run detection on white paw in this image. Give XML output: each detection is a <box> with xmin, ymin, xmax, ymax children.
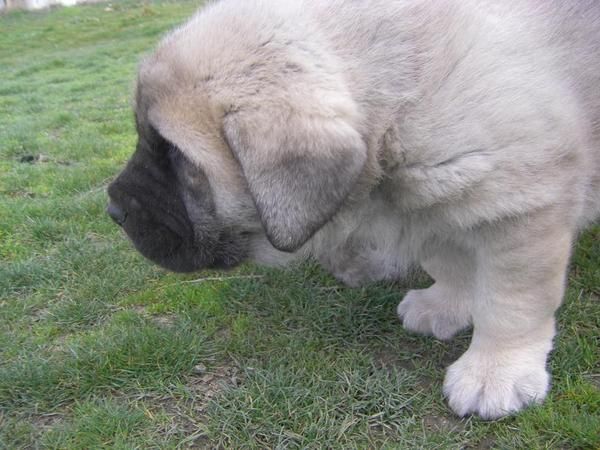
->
<box><xmin>443</xmin><ymin>347</ymin><xmax>550</xmax><ymax>419</ymax></box>
<box><xmin>397</xmin><ymin>286</ymin><xmax>471</xmax><ymax>340</ymax></box>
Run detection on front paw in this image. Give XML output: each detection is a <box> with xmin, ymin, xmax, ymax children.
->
<box><xmin>397</xmin><ymin>286</ymin><xmax>471</xmax><ymax>340</ymax></box>
<box><xmin>443</xmin><ymin>347</ymin><xmax>550</xmax><ymax>419</ymax></box>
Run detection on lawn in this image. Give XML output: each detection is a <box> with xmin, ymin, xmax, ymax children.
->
<box><xmin>0</xmin><ymin>1</ymin><xmax>599</xmax><ymax>448</ymax></box>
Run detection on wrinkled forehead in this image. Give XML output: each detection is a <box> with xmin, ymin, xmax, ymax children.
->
<box><xmin>134</xmin><ymin>57</ymin><xmax>222</xmax><ymax>141</ymax></box>
<box><xmin>133</xmin><ymin>56</ymin><xmax>172</xmax><ymax>135</ymax></box>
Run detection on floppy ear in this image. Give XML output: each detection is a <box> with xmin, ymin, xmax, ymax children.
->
<box><xmin>223</xmin><ymin>109</ymin><xmax>367</xmax><ymax>252</ymax></box>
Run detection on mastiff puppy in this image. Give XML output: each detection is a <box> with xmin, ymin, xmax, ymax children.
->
<box><xmin>107</xmin><ymin>0</ymin><xmax>600</xmax><ymax>419</ymax></box>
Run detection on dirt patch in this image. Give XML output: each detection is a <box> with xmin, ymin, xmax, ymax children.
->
<box><xmin>152</xmin><ymin>314</ymin><xmax>176</xmax><ymax>327</ymax></box>
<box><xmin>144</xmin><ymin>364</ymin><xmax>243</xmax><ymax>448</ymax></box>
<box><xmin>472</xmin><ymin>436</ymin><xmax>498</xmax><ymax>450</ymax></box>
<box><xmin>127</xmin><ymin>305</ymin><xmax>176</xmax><ymax>327</ymax></box>
<box><xmin>30</xmin><ymin>411</ymin><xmax>65</xmax><ymax>430</ymax></box>
<box><xmin>422</xmin><ymin>414</ymin><xmax>466</xmax><ymax>433</ymax></box>
<box><xmin>31</xmin><ymin>307</ymin><xmax>51</xmax><ymax>322</ymax></box>
<box><xmin>185</xmin><ymin>365</ymin><xmax>243</xmax><ymax>413</ymax></box>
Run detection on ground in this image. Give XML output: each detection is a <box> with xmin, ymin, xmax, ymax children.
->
<box><xmin>0</xmin><ymin>1</ymin><xmax>599</xmax><ymax>448</ymax></box>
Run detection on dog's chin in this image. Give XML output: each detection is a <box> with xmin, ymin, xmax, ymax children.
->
<box><xmin>124</xmin><ymin>226</ymin><xmax>248</xmax><ymax>273</ymax></box>
<box><xmin>150</xmin><ymin>254</ymin><xmax>204</xmax><ymax>273</ymax></box>
<box><xmin>151</xmin><ymin>254</ymin><xmax>242</xmax><ymax>273</ymax></box>
<box><xmin>136</xmin><ymin>243</ymin><xmax>248</xmax><ymax>273</ymax></box>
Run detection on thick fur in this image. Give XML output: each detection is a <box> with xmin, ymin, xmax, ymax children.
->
<box><xmin>107</xmin><ymin>0</ymin><xmax>600</xmax><ymax>419</ymax></box>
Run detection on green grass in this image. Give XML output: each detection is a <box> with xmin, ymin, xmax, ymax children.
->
<box><xmin>0</xmin><ymin>1</ymin><xmax>599</xmax><ymax>448</ymax></box>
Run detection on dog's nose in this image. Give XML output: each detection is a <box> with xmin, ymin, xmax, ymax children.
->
<box><xmin>106</xmin><ymin>202</ymin><xmax>128</xmax><ymax>226</ymax></box>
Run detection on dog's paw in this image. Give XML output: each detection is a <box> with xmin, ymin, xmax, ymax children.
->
<box><xmin>443</xmin><ymin>347</ymin><xmax>550</xmax><ymax>420</ymax></box>
<box><xmin>397</xmin><ymin>287</ymin><xmax>471</xmax><ymax>340</ymax></box>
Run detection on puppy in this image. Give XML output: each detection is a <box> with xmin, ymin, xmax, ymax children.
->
<box><xmin>107</xmin><ymin>0</ymin><xmax>600</xmax><ymax>419</ymax></box>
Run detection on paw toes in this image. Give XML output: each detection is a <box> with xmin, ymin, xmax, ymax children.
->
<box><xmin>443</xmin><ymin>352</ymin><xmax>550</xmax><ymax>419</ymax></box>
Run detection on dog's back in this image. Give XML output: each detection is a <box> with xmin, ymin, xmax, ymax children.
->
<box><xmin>308</xmin><ymin>0</ymin><xmax>600</xmax><ymax>224</ymax></box>
<box><xmin>169</xmin><ymin>0</ymin><xmax>600</xmax><ymax>224</ymax></box>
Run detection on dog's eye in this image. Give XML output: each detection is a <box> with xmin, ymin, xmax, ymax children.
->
<box><xmin>146</xmin><ymin>124</ymin><xmax>182</xmax><ymax>163</ymax></box>
<box><xmin>147</xmin><ymin>124</ymin><xmax>165</xmax><ymax>146</ymax></box>
<box><xmin>166</xmin><ymin>143</ymin><xmax>182</xmax><ymax>162</ymax></box>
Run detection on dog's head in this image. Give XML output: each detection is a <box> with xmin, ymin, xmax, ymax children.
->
<box><xmin>107</xmin><ymin>9</ymin><xmax>368</xmax><ymax>272</ymax></box>
<box><xmin>106</xmin><ymin>119</ymin><xmax>249</xmax><ymax>272</ymax></box>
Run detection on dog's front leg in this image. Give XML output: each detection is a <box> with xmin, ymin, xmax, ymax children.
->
<box><xmin>397</xmin><ymin>242</ymin><xmax>474</xmax><ymax>340</ymax></box>
<box><xmin>443</xmin><ymin>213</ymin><xmax>573</xmax><ymax>419</ymax></box>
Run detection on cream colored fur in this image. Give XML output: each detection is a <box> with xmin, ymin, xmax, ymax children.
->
<box><xmin>138</xmin><ymin>0</ymin><xmax>600</xmax><ymax>419</ymax></box>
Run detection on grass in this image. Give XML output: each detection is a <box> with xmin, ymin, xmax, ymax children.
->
<box><xmin>0</xmin><ymin>1</ymin><xmax>599</xmax><ymax>448</ymax></box>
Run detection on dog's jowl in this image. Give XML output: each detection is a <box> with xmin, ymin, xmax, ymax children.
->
<box><xmin>107</xmin><ymin>0</ymin><xmax>600</xmax><ymax>419</ymax></box>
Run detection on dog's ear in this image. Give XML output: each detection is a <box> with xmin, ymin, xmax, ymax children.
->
<box><xmin>223</xmin><ymin>105</ymin><xmax>366</xmax><ymax>252</ymax></box>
